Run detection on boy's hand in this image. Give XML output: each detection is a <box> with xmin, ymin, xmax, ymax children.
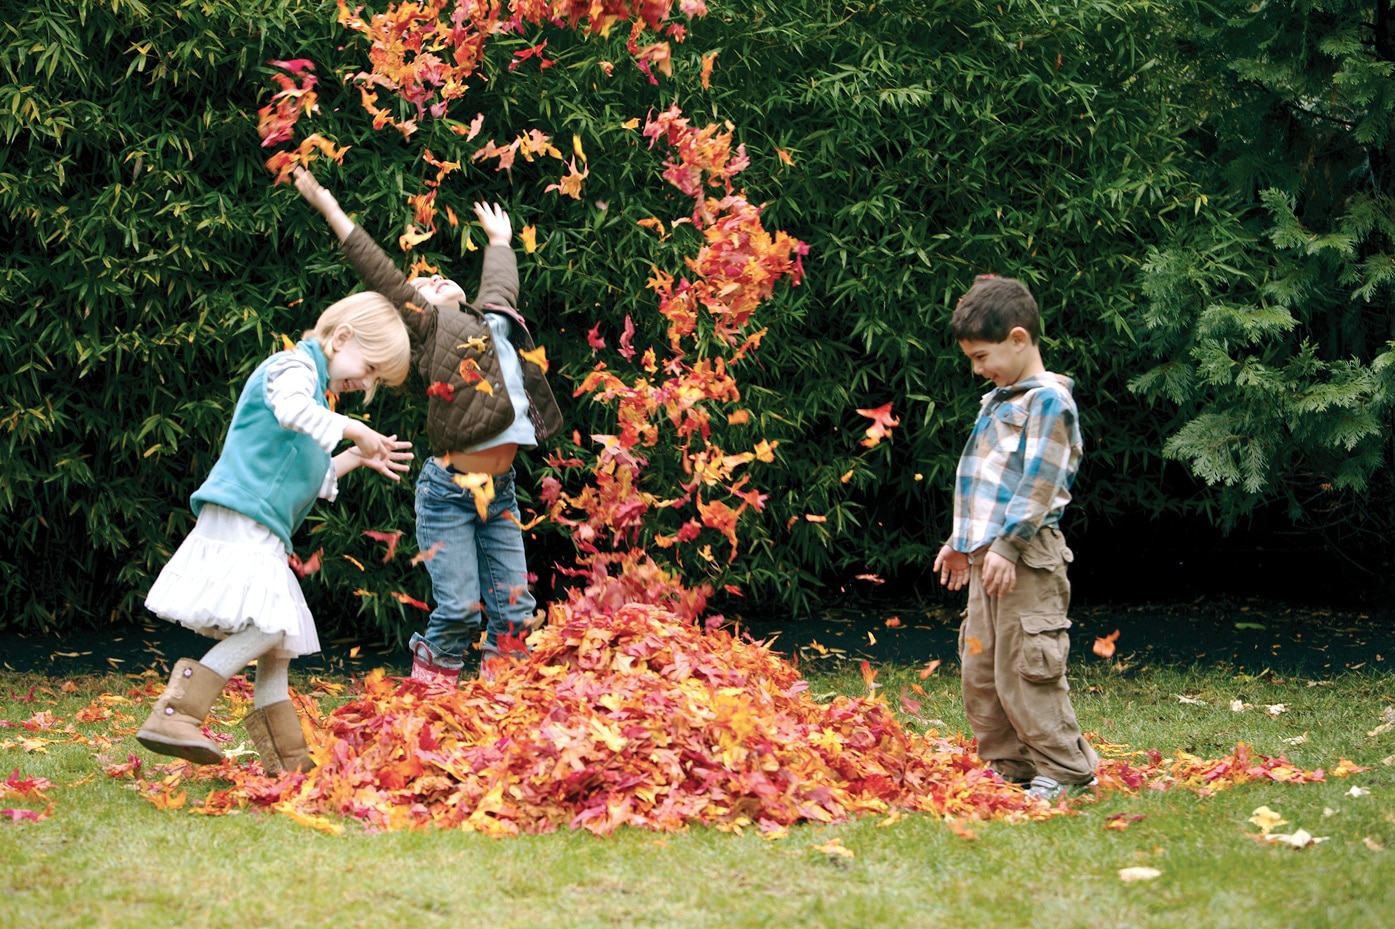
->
<box><xmin>981</xmin><ymin>552</ymin><xmax>1017</xmax><ymax>597</ymax></box>
<box><xmin>933</xmin><ymin>545</ymin><xmax>970</xmax><ymax>591</ymax></box>
<box><xmin>474</xmin><ymin>201</ymin><xmax>512</xmax><ymax>247</ymax></box>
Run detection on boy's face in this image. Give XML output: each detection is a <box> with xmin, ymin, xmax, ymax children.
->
<box><xmin>410</xmin><ymin>274</ymin><xmax>466</xmax><ymax>309</ymax></box>
<box><xmin>958</xmin><ymin>328</ymin><xmax>1033</xmax><ymax>388</ymax></box>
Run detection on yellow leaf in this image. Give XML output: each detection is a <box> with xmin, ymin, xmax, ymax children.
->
<box><xmin>811</xmin><ymin>838</ymin><xmax>854</xmax><ymax>858</ymax></box>
<box><xmin>398</xmin><ymin>223</ymin><xmax>434</xmax><ymax>251</ymax></box>
<box><xmin>281</xmin><ymin>333</ymin><xmax>297</xmax><ymax>352</ymax></box>
<box><xmin>521</xmin><ymin>225</ymin><xmax>537</xmax><ymax>253</ymax></box>
<box><xmin>519</xmin><ymin>345</ymin><xmax>549</xmax><ymax>373</ymax></box>
<box><xmin>1249</xmin><ymin>805</ymin><xmax>1288</xmax><ymax>833</ymax></box>
<box><xmin>342</xmin><ymin>555</ymin><xmax>365</xmax><ymax>572</ymax></box>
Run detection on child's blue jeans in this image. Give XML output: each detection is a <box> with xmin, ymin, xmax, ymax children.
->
<box><xmin>409</xmin><ymin>458</ymin><xmax>536</xmax><ymax>667</ymax></box>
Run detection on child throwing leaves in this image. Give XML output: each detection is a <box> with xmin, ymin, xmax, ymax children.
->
<box><xmin>137</xmin><ymin>293</ymin><xmax>413</xmax><ymax>773</ymax></box>
<box><xmin>932</xmin><ymin>275</ymin><xmax>1098</xmax><ymax>802</ymax></box>
<box><xmin>293</xmin><ymin>168</ymin><xmax>563</xmax><ymax>685</ymax></box>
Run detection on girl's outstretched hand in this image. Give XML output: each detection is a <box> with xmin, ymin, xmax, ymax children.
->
<box><xmin>335</xmin><ymin>426</ymin><xmax>413</xmax><ymax>481</ymax></box>
<box><xmin>355</xmin><ymin>435</ymin><xmax>414</xmax><ymax>481</ymax></box>
<box><xmin>474</xmin><ymin>201</ymin><xmax>512</xmax><ymax>247</ymax></box>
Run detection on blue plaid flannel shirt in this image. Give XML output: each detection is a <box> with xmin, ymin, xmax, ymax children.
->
<box><xmin>948</xmin><ymin>372</ymin><xmax>1082</xmax><ymax>561</ymax></box>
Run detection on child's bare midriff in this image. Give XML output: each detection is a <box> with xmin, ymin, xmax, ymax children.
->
<box><xmin>438</xmin><ymin>443</ymin><xmax>518</xmax><ymax>476</ymax></box>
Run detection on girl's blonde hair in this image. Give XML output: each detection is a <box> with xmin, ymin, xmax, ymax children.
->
<box><xmin>314</xmin><ymin>291</ymin><xmax>412</xmax><ymax>403</ymax></box>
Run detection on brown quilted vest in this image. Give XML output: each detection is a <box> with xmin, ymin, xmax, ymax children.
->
<box><xmin>339</xmin><ymin>225</ymin><xmax>563</xmax><ymax>456</ymax></box>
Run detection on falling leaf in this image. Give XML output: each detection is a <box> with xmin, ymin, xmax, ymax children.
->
<box><xmin>1118</xmin><ymin>867</ymin><xmax>1161</xmax><ymax>882</ymax></box>
<box><xmin>398</xmin><ymin>223</ymin><xmax>434</xmax><ymax>251</ymax></box>
<box><xmin>964</xmin><ymin>637</ymin><xmax>983</xmax><ymax>656</ymax></box>
<box><xmin>451</xmin><ymin>471</ymin><xmax>496</xmax><ymax>520</ymax></box>
<box><xmin>390</xmin><ymin>592</ymin><xmax>430</xmax><ymax>611</ymax></box>
<box><xmin>519</xmin><ymin>345</ymin><xmax>549</xmax><ymax>373</ymax></box>
<box><xmin>805</xmin><ymin>514</ymin><xmax>827</xmax><ymax>523</ymax></box>
<box><xmin>918</xmin><ymin>659</ymin><xmax>942</xmax><ymax>679</ymax></box>
<box><xmin>411</xmin><ymin>542</ymin><xmax>446</xmax><ymax>566</ymax></box>
<box><xmin>342</xmin><ymin>555</ymin><xmax>366</xmax><ymax>572</ymax></box>
<box><xmin>854</xmin><ymin>402</ymin><xmax>899</xmax><ymax>448</ymax></box>
<box><xmin>700</xmin><ymin>51</ymin><xmax>717</xmax><ymax>90</ymax></box>
<box><xmin>362</xmin><ymin>530</ymin><xmax>402</xmax><ymax>562</ymax></box>
<box><xmin>520</xmin><ymin>225</ymin><xmax>537</xmax><ymax>253</ymax></box>
<box><xmin>426</xmin><ymin>381</ymin><xmax>456</xmax><ymax>402</ymax></box>
<box><xmin>1092</xmin><ymin>629</ymin><xmax>1120</xmax><ymax>658</ymax></box>
<box><xmin>884</xmin><ymin>616</ymin><xmax>902</xmax><ymax>628</ymax></box>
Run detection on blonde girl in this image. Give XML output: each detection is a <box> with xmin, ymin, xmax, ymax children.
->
<box><xmin>137</xmin><ymin>292</ymin><xmax>412</xmax><ymax>774</ymax></box>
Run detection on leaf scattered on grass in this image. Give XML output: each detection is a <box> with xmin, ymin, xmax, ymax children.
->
<box><xmin>1118</xmin><ymin>866</ymin><xmax>1161</xmax><ymax>881</ymax></box>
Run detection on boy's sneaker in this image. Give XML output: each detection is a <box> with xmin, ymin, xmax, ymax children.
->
<box><xmin>1025</xmin><ymin>775</ymin><xmax>1098</xmax><ymax>802</ymax></box>
<box><xmin>988</xmin><ymin>766</ymin><xmax>1033</xmax><ymax>786</ymax></box>
<box><xmin>409</xmin><ymin>642</ymin><xmax>462</xmax><ymax>687</ymax></box>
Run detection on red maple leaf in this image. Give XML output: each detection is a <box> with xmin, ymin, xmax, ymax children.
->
<box><xmin>855</xmin><ymin>402</ymin><xmax>899</xmax><ymax>448</ymax></box>
<box><xmin>363</xmin><ymin>530</ymin><xmax>403</xmax><ymax>563</ymax></box>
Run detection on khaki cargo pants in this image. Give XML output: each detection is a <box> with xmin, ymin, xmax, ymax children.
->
<box><xmin>959</xmin><ymin>527</ymin><xmax>1098</xmax><ymax>784</ymax></box>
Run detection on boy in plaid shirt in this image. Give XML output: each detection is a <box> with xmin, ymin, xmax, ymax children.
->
<box><xmin>932</xmin><ymin>275</ymin><xmax>1098</xmax><ymax>802</ymax></box>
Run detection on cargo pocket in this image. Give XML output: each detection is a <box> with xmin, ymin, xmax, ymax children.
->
<box><xmin>1015</xmin><ymin>611</ymin><xmax>1071</xmax><ymax>682</ymax></box>
<box><xmin>1019</xmin><ymin>530</ymin><xmax>1072</xmax><ymax>571</ymax></box>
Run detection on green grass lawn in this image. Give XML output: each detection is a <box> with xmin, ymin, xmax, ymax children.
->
<box><xmin>2</xmin><ymin>661</ymin><xmax>1391</xmax><ymax>929</ymax></box>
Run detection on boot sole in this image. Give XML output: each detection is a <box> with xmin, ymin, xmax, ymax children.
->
<box><xmin>136</xmin><ymin>732</ymin><xmax>224</xmax><ymax>766</ymax></box>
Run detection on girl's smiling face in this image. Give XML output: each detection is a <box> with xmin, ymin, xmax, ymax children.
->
<box><xmin>325</xmin><ymin>330</ymin><xmax>380</xmax><ymax>395</ymax></box>
<box><xmin>409</xmin><ymin>274</ymin><xmax>466</xmax><ymax>309</ymax></box>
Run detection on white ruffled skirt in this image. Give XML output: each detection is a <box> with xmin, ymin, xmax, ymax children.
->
<box><xmin>145</xmin><ymin>504</ymin><xmax>320</xmax><ymax>658</ymax></box>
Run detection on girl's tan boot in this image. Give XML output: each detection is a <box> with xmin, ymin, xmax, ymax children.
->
<box><xmin>135</xmin><ymin>658</ymin><xmax>227</xmax><ymax>765</ymax></box>
<box><xmin>242</xmin><ymin>700</ymin><xmax>314</xmax><ymax>775</ymax></box>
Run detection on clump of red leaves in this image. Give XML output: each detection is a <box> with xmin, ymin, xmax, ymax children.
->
<box><xmin>138</xmin><ymin>604</ymin><xmax>1368</xmax><ymax>836</ymax></box>
<box><xmin>186</xmin><ymin>603</ymin><xmax>1049</xmax><ymax>835</ymax></box>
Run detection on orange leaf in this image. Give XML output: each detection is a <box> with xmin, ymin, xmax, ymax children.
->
<box><xmin>1092</xmin><ymin>629</ymin><xmax>1121</xmax><ymax>659</ymax></box>
<box><xmin>855</xmin><ymin>402</ymin><xmax>900</xmax><ymax>448</ymax></box>
<box><xmin>363</xmin><ymin>530</ymin><xmax>402</xmax><ymax>563</ymax></box>
<box><xmin>965</xmin><ymin>636</ymin><xmax>983</xmax><ymax>655</ymax></box>
<box><xmin>520</xmin><ymin>225</ymin><xmax>538</xmax><ymax>253</ymax></box>
<box><xmin>390</xmin><ymin>591</ymin><xmax>430</xmax><ymax>611</ymax></box>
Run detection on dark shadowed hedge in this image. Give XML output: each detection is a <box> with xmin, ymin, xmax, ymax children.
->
<box><xmin>2</xmin><ymin>0</ymin><xmax>1224</xmax><ymax>635</ymax></box>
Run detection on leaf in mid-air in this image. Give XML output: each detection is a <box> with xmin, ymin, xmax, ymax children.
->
<box><xmin>1092</xmin><ymin>629</ymin><xmax>1120</xmax><ymax>658</ymax></box>
<box><xmin>855</xmin><ymin>402</ymin><xmax>899</xmax><ymax>448</ymax></box>
<box><xmin>362</xmin><ymin>530</ymin><xmax>402</xmax><ymax>562</ymax></box>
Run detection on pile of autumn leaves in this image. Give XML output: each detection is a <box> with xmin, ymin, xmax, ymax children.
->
<box><xmin>105</xmin><ymin>603</ymin><xmax>1348</xmax><ymax>837</ymax></box>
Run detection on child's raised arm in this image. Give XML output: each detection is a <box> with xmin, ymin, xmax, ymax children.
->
<box><xmin>294</xmin><ymin>167</ymin><xmax>354</xmax><ymax>243</ymax></box>
<box><xmin>474</xmin><ymin>201</ymin><xmax>512</xmax><ymax>248</ymax></box>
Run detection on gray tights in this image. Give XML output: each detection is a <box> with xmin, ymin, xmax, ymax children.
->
<box><xmin>199</xmin><ymin>627</ymin><xmax>291</xmax><ymax>709</ymax></box>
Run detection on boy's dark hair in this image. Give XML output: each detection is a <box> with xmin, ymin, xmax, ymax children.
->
<box><xmin>950</xmin><ymin>275</ymin><xmax>1040</xmax><ymax>344</ymax></box>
